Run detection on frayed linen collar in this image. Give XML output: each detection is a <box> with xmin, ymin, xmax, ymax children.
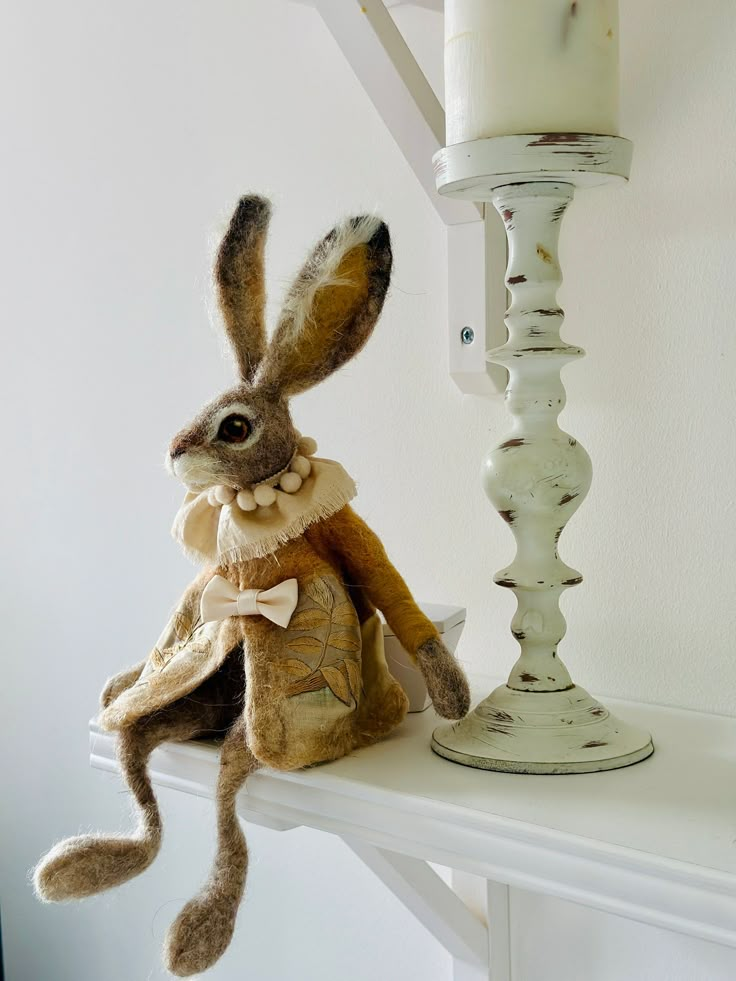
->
<box><xmin>172</xmin><ymin>457</ymin><xmax>356</xmax><ymax>564</ymax></box>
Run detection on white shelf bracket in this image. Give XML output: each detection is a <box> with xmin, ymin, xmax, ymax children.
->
<box><xmin>343</xmin><ymin>837</ymin><xmax>492</xmax><ymax>974</ymax></box>
<box><xmin>448</xmin><ymin>210</ymin><xmax>508</xmax><ymax>396</ymax></box>
<box><xmin>302</xmin><ymin>0</ymin><xmax>505</xmax><ymax>395</ymax></box>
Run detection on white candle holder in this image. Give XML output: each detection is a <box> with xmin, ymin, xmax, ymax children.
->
<box><xmin>431</xmin><ymin>134</ymin><xmax>653</xmax><ymax>773</ymax></box>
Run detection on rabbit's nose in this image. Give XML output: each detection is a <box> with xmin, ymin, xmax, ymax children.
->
<box><xmin>169</xmin><ymin>428</ymin><xmax>202</xmax><ymax>459</ymax></box>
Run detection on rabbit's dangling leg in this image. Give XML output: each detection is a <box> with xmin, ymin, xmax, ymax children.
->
<box><xmin>165</xmin><ymin>714</ymin><xmax>258</xmax><ymax>977</ymax></box>
<box><xmin>34</xmin><ymin>707</ymin><xmax>211</xmax><ymax>902</ymax></box>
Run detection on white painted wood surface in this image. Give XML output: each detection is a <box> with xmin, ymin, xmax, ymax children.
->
<box><xmin>434</xmin><ymin>133</ymin><xmax>633</xmax><ymax>194</ymax></box>
<box><xmin>447</xmin><ymin>211</ymin><xmax>508</xmax><ymax>395</ymax></box>
<box><xmin>433</xmin><ymin>182</ymin><xmax>653</xmax><ymax>771</ymax></box>
<box><xmin>90</xmin><ymin>690</ymin><xmax>736</xmax><ymax>977</ymax></box>
<box><xmin>486</xmin><ymin>881</ymin><xmax>511</xmax><ymax>981</ymax></box>
<box><xmin>312</xmin><ymin>0</ymin><xmax>474</xmax><ymax>226</ymax></box>
<box><xmin>450</xmin><ymin>874</ymin><xmax>511</xmax><ymax>981</ymax></box>
<box><xmin>344</xmin><ymin>839</ymin><xmax>489</xmax><ymax>970</ymax></box>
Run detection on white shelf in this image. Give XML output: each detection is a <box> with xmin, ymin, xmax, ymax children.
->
<box><xmin>90</xmin><ymin>684</ymin><xmax>736</xmax><ymax>971</ymax></box>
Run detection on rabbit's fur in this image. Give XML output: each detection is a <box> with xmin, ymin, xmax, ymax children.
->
<box><xmin>34</xmin><ymin>196</ymin><xmax>470</xmax><ymax>977</ymax></box>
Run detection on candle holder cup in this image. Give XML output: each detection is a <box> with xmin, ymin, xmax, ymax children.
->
<box><xmin>431</xmin><ymin>134</ymin><xmax>653</xmax><ymax>773</ymax></box>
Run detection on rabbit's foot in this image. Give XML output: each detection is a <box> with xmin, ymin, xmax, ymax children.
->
<box><xmin>416</xmin><ymin>637</ymin><xmax>471</xmax><ymax>720</ymax></box>
<box><xmin>164</xmin><ymin>891</ymin><xmax>239</xmax><ymax>977</ymax></box>
<box><xmin>34</xmin><ymin>833</ymin><xmax>159</xmax><ymax>901</ymax></box>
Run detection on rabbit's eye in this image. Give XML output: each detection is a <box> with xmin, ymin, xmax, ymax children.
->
<box><xmin>217</xmin><ymin>414</ymin><xmax>250</xmax><ymax>444</ymax></box>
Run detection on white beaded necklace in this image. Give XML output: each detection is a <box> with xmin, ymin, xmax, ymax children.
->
<box><xmin>206</xmin><ymin>435</ymin><xmax>318</xmax><ymax>513</ymax></box>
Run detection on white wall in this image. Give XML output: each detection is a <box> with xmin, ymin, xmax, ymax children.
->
<box><xmin>1</xmin><ymin>1</ymin><xmax>734</xmax><ymax>979</ymax></box>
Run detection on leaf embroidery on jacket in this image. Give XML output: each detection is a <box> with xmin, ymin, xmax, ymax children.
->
<box><xmin>327</xmin><ymin>631</ymin><xmax>360</xmax><ymax>653</ymax></box>
<box><xmin>173</xmin><ymin>612</ymin><xmax>193</xmax><ymax>641</ymax></box>
<box><xmin>288</xmin><ymin>608</ymin><xmax>330</xmax><ymax>632</ymax></box>
<box><xmin>153</xmin><ymin>621</ymin><xmax>211</xmax><ymax>673</ymax></box>
<box><xmin>283</xmin><ymin>576</ymin><xmax>362</xmax><ymax>705</ymax></box>
<box><xmin>320</xmin><ymin>664</ymin><xmax>352</xmax><ymax>705</ymax></box>
<box><xmin>285</xmin><ymin>635</ymin><xmax>323</xmax><ymax>657</ymax></box>
<box><xmin>331</xmin><ymin>602</ymin><xmax>358</xmax><ymax>626</ymax></box>
<box><xmin>305</xmin><ymin>578</ymin><xmax>334</xmax><ymax>612</ymax></box>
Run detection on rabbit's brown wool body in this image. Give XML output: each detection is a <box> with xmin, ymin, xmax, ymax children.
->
<box><xmin>34</xmin><ymin>196</ymin><xmax>471</xmax><ymax>977</ymax></box>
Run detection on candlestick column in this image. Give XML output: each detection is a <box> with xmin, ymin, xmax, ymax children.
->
<box><xmin>485</xmin><ymin>181</ymin><xmax>585</xmax><ymax>696</ymax></box>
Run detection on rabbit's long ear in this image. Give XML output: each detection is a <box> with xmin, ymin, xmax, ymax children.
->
<box><xmin>256</xmin><ymin>216</ymin><xmax>392</xmax><ymax>397</ymax></box>
<box><xmin>215</xmin><ymin>196</ymin><xmax>271</xmax><ymax>383</ymax></box>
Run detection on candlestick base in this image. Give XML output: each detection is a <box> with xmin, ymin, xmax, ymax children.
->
<box><xmin>432</xmin><ymin>685</ymin><xmax>653</xmax><ymax>774</ymax></box>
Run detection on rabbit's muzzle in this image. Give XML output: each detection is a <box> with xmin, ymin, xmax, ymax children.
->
<box><xmin>169</xmin><ymin>430</ymin><xmax>202</xmax><ymax>459</ymax></box>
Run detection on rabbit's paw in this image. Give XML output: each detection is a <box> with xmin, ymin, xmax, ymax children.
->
<box><xmin>416</xmin><ymin>637</ymin><xmax>471</xmax><ymax>720</ymax></box>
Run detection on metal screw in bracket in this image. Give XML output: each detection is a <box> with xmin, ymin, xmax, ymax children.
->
<box><xmin>460</xmin><ymin>326</ymin><xmax>475</xmax><ymax>345</ymax></box>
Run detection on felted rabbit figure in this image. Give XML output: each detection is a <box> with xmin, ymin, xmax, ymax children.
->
<box><xmin>34</xmin><ymin>196</ymin><xmax>471</xmax><ymax>977</ymax></box>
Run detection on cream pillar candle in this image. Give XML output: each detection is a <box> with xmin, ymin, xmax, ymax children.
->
<box><xmin>445</xmin><ymin>0</ymin><xmax>619</xmax><ymax>145</ymax></box>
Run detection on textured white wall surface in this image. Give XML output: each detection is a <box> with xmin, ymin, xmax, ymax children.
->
<box><xmin>2</xmin><ymin>1</ymin><xmax>734</xmax><ymax>979</ymax></box>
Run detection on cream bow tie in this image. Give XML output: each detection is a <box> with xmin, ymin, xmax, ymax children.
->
<box><xmin>200</xmin><ymin>575</ymin><xmax>299</xmax><ymax>628</ymax></box>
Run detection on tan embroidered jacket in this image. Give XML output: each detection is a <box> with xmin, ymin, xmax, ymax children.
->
<box><xmin>99</xmin><ymin>478</ymin><xmax>438</xmax><ymax>771</ymax></box>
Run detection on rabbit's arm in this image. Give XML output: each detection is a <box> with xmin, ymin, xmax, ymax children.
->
<box><xmin>313</xmin><ymin>505</ymin><xmax>436</xmax><ymax>652</ymax></box>
<box><xmin>307</xmin><ymin>506</ymin><xmax>470</xmax><ymax>719</ymax></box>
<box><xmin>99</xmin><ymin>570</ymin><xmax>212</xmax><ymax>709</ymax></box>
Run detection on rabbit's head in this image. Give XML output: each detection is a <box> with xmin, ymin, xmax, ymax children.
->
<box><xmin>167</xmin><ymin>196</ymin><xmax>392</xmax><ymax>492</ymax></box>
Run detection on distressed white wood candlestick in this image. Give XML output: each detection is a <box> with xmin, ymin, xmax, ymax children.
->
<box><xmin>431</xmin><ymin>135</ymin><xmax>653</xmax><ymax>773</ymax></box>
